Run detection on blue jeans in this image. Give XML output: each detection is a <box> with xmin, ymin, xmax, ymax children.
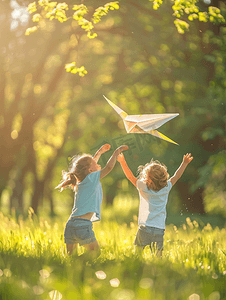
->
<box><xmin>64</xmin><ymin>218</ymin><xmax>96</xmax><ymax>246</ymax></box>
<box><xmin>134</xmin><ymin>225</ymin><xmax>164</xmax><ymax>250</ymax></box>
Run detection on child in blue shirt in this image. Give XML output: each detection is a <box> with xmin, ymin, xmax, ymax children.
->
<box><xmin>56</xmin><ymin>144</ymin><xmax>128</xmax><ymax>255</ymax></box>
<box><xmin>117</xmin><ymin>153</ymin><xmax>193</xmax><ymax>255</ymax></box>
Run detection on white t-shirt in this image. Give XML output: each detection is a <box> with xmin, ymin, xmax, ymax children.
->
<box><xmin>136</xmin><ymin>179</ymin><xmax>172</xmax><ymax>229</ymax></box>
<box><xmin>70</xmin><ymin>170</ymin><xmax>103</xmax><ymax>222</ymax></box>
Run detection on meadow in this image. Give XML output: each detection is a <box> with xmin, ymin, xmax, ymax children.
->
<box><xmin>0</xmin><ymin>198</ymin><xmax>226</xmax><ymax>300</ymax></box>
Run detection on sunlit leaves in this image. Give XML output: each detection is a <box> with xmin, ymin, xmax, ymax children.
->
<box><xmin>26</xmin><ymin>1</ymin><xmax>119</xmax><ymax>75</ymax></box>
<box><xmin>174</xmin><ymin>19</ymin><xmax>189</xmax><ymax>34</ymax></box>
<box><xmin>44</xmin><ymin>2</ymin><xmax>68</xmax><ymax>23</ymax></box>
<box><xmin>65</xmin><ymin>62</ymin><xmax>87</xmax><ymax>77</ymax></box>
<box><xmin>26</xmin><ymin>1</ymin><xmax>119</xmax><ymax>37</ymax></box>
<box><xmin>27</xmin><ymin>1</ymin><xmax>69</xmax><ymax>27</ymax></box>
<box><xmin>56</xmin><ymin>3</ymin><xmax>68</xmax><ymax>10</ymax></box>
<box><xmin>72</xmin><ymin>2</ymin><xmax>119</xmax><ymax>36</ymax></box>
<box><xmin>172</xmin><ymin>0</ymin><xmax>199</xmax><ymax>18</ymax></box>
<box><xmin>149</xmin><ymin>0</ymin><xmax>225</xmax><ymax>33</ymax></box>
<box><xmin>198</xmin><ymin>12</ymin><xmax>208</xmax><ymax>22</ymax></box>
<box><xmin>43</xmin><ymin>1</ymin><xmax>57</xmax><ymax>9</ymax></box>
<box><xmin>72</xmin><ymin>4</ymin><xmax>88</xmax><ymax>20</ymax></box>
<box><xmin>32</xmin><ymin>13</ymin><xmax>41</xmax><ymax>22</ymax></box>
<box><xmin>77</xmin><ymin>19</ymin><xmax>94</xmax><ymax>32</ymax></box>
<box><xmin>25</xmin><ymin>26</ymin><xmax>38</xmax><ymax>35</ymax></box>
<box><xmin>72</xmin><ymin>4</ymin><xmax>93</xmax><ymax>36</ymax></box>
<box><xmin>92</xmin><ymin>2</ymin><xmax>119</xmax><ymax>24</ymax></box>
<box><xmin>208</xmin><ymin>6</ymin><xmax>225</xmax><ymax>24</ymax></box>
<box><xmin>188</xmin><ymin>13</ymin><xmax>199</xmax><ymax>21</ymax></box>
<box><xmin>27</xmin><ymin>2</ymin><xmax>37</xmax><ymax>13</ymax></box>
<box><xmin>87</xmin><ymin>32</ymin><xmax>98</xmax><ymax>39</ymax></box>
<box><xmin>149</xmin><ymin>0</ymin><xmax>163</xmax><ymax>10</ymax></box>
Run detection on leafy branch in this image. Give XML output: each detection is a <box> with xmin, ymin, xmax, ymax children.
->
<box><xmin>25</xmin><ymin>1</ymin><xmax>119</xmax><ymax>76</ymax></box>
<box><xmin>149</xmin><ymin>0</ymin><xmax>225</xmax><ymax>34</ymax></box>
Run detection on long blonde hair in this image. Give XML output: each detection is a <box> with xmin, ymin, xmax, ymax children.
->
<box><xmin>138</xmin><ymin>159</ymin><xmax>169</xmax><ymax>191</ymax></box>
<box><xmin>55</xmin><ymin>154</ymin><xmax>93</xmax><ymax>191</ymax></box>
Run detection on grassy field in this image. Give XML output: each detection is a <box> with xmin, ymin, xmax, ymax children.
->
<box><xmin>0</xmin><ymin>201</ymin><xmax>226</xmax><ymax>300</ymax></box>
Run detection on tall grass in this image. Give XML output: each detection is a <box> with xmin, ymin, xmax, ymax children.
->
<box><xmin>0</xmin><ymin>204</ymin><xmax>225</xmax><ymax>300</ymax></box>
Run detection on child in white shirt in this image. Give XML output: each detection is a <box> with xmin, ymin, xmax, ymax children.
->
<box><xmin>56</xmin><ymin>143</ymin><xmax>128</xmax><ymax>255</ymax></box>
<box><xmin>117</xmin><ymin>153</ymin><xmax>193</xmax><ymax>255</ymax></box>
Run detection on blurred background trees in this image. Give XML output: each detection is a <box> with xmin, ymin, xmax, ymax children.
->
<box><xmin>0</xmin><ymin>0</ymin><xmax>225</xmax><ymax>218</ymax></box>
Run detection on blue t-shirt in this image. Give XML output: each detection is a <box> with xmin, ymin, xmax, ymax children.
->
<box><xmin>70</xmin><ymin>170</ymin><xmax>103</xmax><ymax>222</ymax></box>
<box><xmin>136</xmin><ymin>180</ymin><xmax>172</xmax><ymax>229</ymax></box>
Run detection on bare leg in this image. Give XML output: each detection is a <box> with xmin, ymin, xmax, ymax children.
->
<box><xmin>66</xmin><ymin>243</ymin><xmax>77</xmax><ymax>255</ymax></box>
<box><xmin>83</xmin><ymin>240</ymin><xmax>99</xmax><ymax>251</ymax></box>
<box><xmin>83</xmin><ymin>240</ymin><xmax>100</xmax><ymax>260</ymax></box>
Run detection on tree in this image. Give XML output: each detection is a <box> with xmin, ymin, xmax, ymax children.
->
<box><xmin>0</xmin><ymin>0</ymin><xmax>119</xmax><ymax>214</ymax></box>
<box><xmin>0</xmin><ymin>1</ymin><xmax>70</xmax><ymax>213</ymax></box>
<box><xmin>1</xmin><ymin>0</ymin><xmax>225</xmax><ymax>216</ymax></box>
<box><xmin>62</xmin><ymin>0</ymin><xmax>225</xmax><ymax>213</ymax></box>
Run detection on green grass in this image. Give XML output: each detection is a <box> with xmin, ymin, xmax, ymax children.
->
<box><xmin>0</xmin><ymin>203</ymin><xmax>226</xmax><ymax>300</ymax></box>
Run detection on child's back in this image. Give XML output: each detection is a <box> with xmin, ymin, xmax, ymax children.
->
<box><xmin>56</xmin><ymin>144</ymin><xmax>128</xmax><ymax>255</ymax></box>
<box><xmin>137</xmin><ymin>179</ymin><xmax>172</xmax><ymax>229</ymax></box>
<box><xmin>117</xmin><ymin>153</ymin><xmax>193</xmax><ymax>254</ymax></box>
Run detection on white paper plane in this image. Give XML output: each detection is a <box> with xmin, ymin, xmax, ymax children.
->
<box><xmin>104</xmin><ymin>95</ymin><xmax>179</xmax><ymax>145</ymax></box>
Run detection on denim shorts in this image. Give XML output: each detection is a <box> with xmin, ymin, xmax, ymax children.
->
<box><xmin>64</xmin><ymin>218</ymin><xmax>96</xmax><ymax>245</ymax></box>
<box><xmin>134</xmin><ymin>225</ymin><xmax>165</xmax><ymax>250</ymax></box>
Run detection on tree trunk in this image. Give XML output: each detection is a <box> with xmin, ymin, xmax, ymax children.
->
<box><xmin>0</xmin><ymin>187</ymin><xmax>4</xmax><ymax>208</ymax></box>
<box><xmin>10</xmin><ymin>175</ymin><xmax>24</xmax><ymax>214</ymax></box>
<box><xmin>31</xmin><ymin>180</ymin><xmax>45</xmax><ymax>214</ymax></box>
<box><xmin>44</xmin><ymin>184</ymin><xmax>56</xmax><ymax>217</ymax></box>
<box><xmin>49</xmin><ymin>192</ymin><xmax>55</xmax><ymax>217</ymax></box>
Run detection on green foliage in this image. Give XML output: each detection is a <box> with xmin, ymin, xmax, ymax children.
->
<box><xmin>25</xmin><ymin>25</ymin><xmax>38</xmax><ymax>35</ymax></box>
<box><xmin>92</xmin><ymin>2</ymin><xmax>120</xmax><ymax>24</ymax></box>
<box><xmin>27</xmin><ymin>1</ymin><xmax>37</xmax><ymax>13</ymax></box>
<box><xmin>26</xmin><ymin>0</ymin><xmax>119</xmax><ymax>76</ymax></box>
<box><xmin>194</xmin><ymin>29</ymin><xmax>226</xmax><ymax>216</ymax></box>
<box><xmin>2</xmin><ymin>0</ymin><xmax>226</xmax><ymax>216</ymax></box>
<box><xmin>0</xmin><ymin>210</ymin><xmax>225</xmax><ymax>299</ymax></box>
<box><xmin>209</xmin><ymin>6</ymin><xmax>225</xmax><ymax>23</ymax></box>
<box><xmin>149</xmin><ymin>0</ymin><xmax>225</xmax><ymax>33</ymax></box>
<box><xmin>174</xmin><ymin>18</ymin><xmax>190</xmax><ymax>34</ymax></box>
<box><xmin>65</xmin><ymin>62</ymin><xmax>88</xmax><ymax>76</ymax></box>
<box><xmin>201</xmin><ymin>151</ymin><xmax>226</xmax><ymax>216</ymax></box>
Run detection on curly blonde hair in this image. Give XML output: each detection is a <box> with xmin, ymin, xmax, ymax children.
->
<box><xmin>55</xmin><ymin>154</ymin><xmax>93</xmax><ymax>191</ymax></box>
<box><xmin>138</xmin><ymin>159</ymin><xmax>169</xmax><ymax>191</ymax></box>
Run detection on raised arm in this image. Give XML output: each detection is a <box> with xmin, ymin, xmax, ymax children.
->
<box><xmin>100</xmin><ymin>145</ymin><xmax>129</xmax><ymax>180</ymax></box>
<box><xmin>117</xmin><ymin>153</ymin><xmax>137</xmax><ymax>187</ymax></box>
<box><xmin>169</xmin><ymin>153</ymin><xmax>193</xmax><ymax>186</ymax></box>
<box><xmin>93</xmin><ymin>144</ymin><xmax>111</xmax><ymax>163</ymax></box>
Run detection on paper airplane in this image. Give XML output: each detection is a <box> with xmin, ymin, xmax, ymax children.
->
<box><xmin>104</xmin><ymin>95</ymin><xmax>179</xmax><ymax>145</ymax></box>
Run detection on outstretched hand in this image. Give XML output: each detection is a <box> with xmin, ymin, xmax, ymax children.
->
<box><xmin>116</xmin><ymin>145</ymin><xmax>129</xmax><ymax>154</ymax></box>
<box><xmin>99</xmin><ymin>145</ymin><xmax>129</xmax><ymax>180</ymax></box>
<box><xmin>183</xmin><ymin>153</ymin><xmax>193</xmax><ymax>164</ymax></box>
<box><xmin>117</xmin><ymin>153</ymin><xmax>125</xmax><ymax>163</ymax></box>
<box><xmin>100</xmin><ymin>144</ymin><xmax>111</xmax><ymax>154</ymax></box>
